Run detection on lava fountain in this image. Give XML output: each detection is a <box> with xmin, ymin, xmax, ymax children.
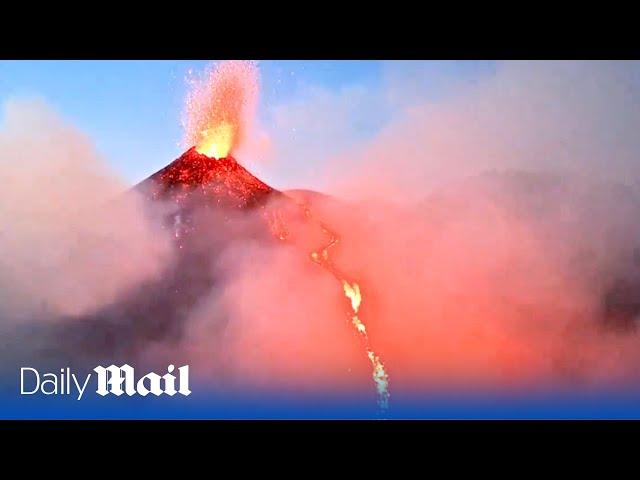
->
<box><xmin>183</xmin><ymin>60</ymin><xmax>258</xmax><ymax>159</ymax></box>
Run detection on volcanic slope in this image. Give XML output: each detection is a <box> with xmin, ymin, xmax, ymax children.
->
<box><xmin>18</xmin><ymin>149</ymin><xmax>284</xmax><ymax>367</ymax></box>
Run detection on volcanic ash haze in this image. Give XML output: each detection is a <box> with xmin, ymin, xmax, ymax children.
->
<box><xmin>0</xmin><ymin>99</ymin><xmax>174</xmax><ymax>323</ymax></box>
<box><xmin>3</xmin><ymin>61</ymin><xmax>640</xmax><ymax>407</ymax></box>
<box><xmin>184</xmin><ymin>60</ymin><xmax>640</xmax><ymax>394</ymax></box>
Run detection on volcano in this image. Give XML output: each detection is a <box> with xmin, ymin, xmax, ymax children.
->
<box><xmin>135</xmin><ymin>148</ymin><xmax>283</xmax><ymax>250</ymax></box>
<box><xmin>137</xmin><ymin>147</ymin><xmax>277</xmax><ymax>209</ymax></box>
<box><xmin>14</xmin><ymin>150</ymin><xmax>288</xmax><ymax>367</ymax></box>
<box><xmin>112</xmin><ymin>149</ymin><xmax>285</xmax><ymax>347</ymax></box>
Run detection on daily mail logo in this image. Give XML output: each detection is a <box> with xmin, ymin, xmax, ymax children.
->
<box><xmin>20</xmin><ymin>365</ymin><xmax>191</xmax><ymax>400</ymax></box>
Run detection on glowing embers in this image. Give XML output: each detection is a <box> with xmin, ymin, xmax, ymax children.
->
<box><xmin>265</xmin><ymin>207</ymin><xmax>290</xmax><ymax>241</ymax></box>
<box><xmin>141</xmin><ymin>147</ymin><xmax>274</xmax><ymax>209</ymax></box>
<box><xmin>183</xmin><ymin>61</ymin><xmax>258</xmax><ymax>161</ymax></box>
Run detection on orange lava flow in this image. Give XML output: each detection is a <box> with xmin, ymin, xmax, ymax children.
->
<box><xmin>307</xmin><ymin>213</ymin><xmax>391</xmax><ymax>411</ymax></box>
<box><xmin>267</xmin><ymin>201</ymin><xmax>391</xmax><ymax>411</ymax></box>
<box><xmin>180</xmin><ymin>61</ymin><xmax>389</xmax><ymax>410</ymax></box>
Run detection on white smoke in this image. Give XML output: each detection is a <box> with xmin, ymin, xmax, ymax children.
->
<box><xmin>0</xmin><ymin>98</ymin><xmax>174</xmax><ymax>323</ymax></box>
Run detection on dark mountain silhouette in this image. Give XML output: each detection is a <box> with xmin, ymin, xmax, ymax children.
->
<box><xmin>7</xmin><ymin>150</ymin><xmax>285</xmax><ymax>370</ymax></box>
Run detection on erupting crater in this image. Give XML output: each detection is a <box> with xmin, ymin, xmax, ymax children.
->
<box><xmin>136</xmin><ymin>145</ymin><xmax>391</xmax><ymax>412</ymax></box>
<box><xmin>138</xmin><ymin>147</ymin><xmax>276</xmax><ymax>210</ymax></box>
<box><xmin>133</xmin><ymin>59</ymin><xmax>391</xmax><ymax>412</ymax></box>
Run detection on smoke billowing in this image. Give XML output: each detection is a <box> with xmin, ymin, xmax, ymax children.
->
<box><xmin>3</xmin><ymin>61</ymin><xmax>640</xmax><ymax>405</ymax></box>
<box><xmin>0</xmin><ymin>99</ymin><xmax>173</xmax><ymax>323</ymax></box>
<box><xmin>186</xmin><ymin>60</ymin><xmax>640</xmax><ymax>394</ymax></box>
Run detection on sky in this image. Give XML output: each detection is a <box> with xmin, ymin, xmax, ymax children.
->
<box><xmin>0</xmin><ymin>60</ymin><xmax>496</xmax><ymax>187</ymax></box>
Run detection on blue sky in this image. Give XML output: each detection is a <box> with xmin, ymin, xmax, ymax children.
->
<box><xmin>0</xmin><ymin>60</ymin><xmax>496</xmax><ymax>186</ymax></box>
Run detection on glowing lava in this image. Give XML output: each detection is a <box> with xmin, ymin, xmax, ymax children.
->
<box><xmin>267</xmin><ymin>199</ymin><xmax>391</xmax><ymax>411</ymax></box>
<box><xmin>175</xmin><ymin>60</ymin><xmax>390</xmax><ymax>411</ymax></box>
<box><xmin>143</xmin><ymin>148</ymin><xmax>391</xmax><ymax>410</ymax></box>
<box><xmin>196</xmin><ymin>121</ymin><xmax>234</xmax><ymax>159</ymax></box>
<box><xmin>306</xmin><ymin>209</ymin><xmax>391</xmax><ymax>412</ymax></box>
<box><xmin>183</xmin><ymin>61</ymin><xmax>258</xmax><ymax>160</ymax></box>
<box><xmin>139</xmin><ymin>147</ymin><xmax>274</xmax><ymax>209</ymax></box>
<box><xmin>343</xmin><ymin>280</ymin><xmax>361</xmax><ymax>314</ymax></box>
